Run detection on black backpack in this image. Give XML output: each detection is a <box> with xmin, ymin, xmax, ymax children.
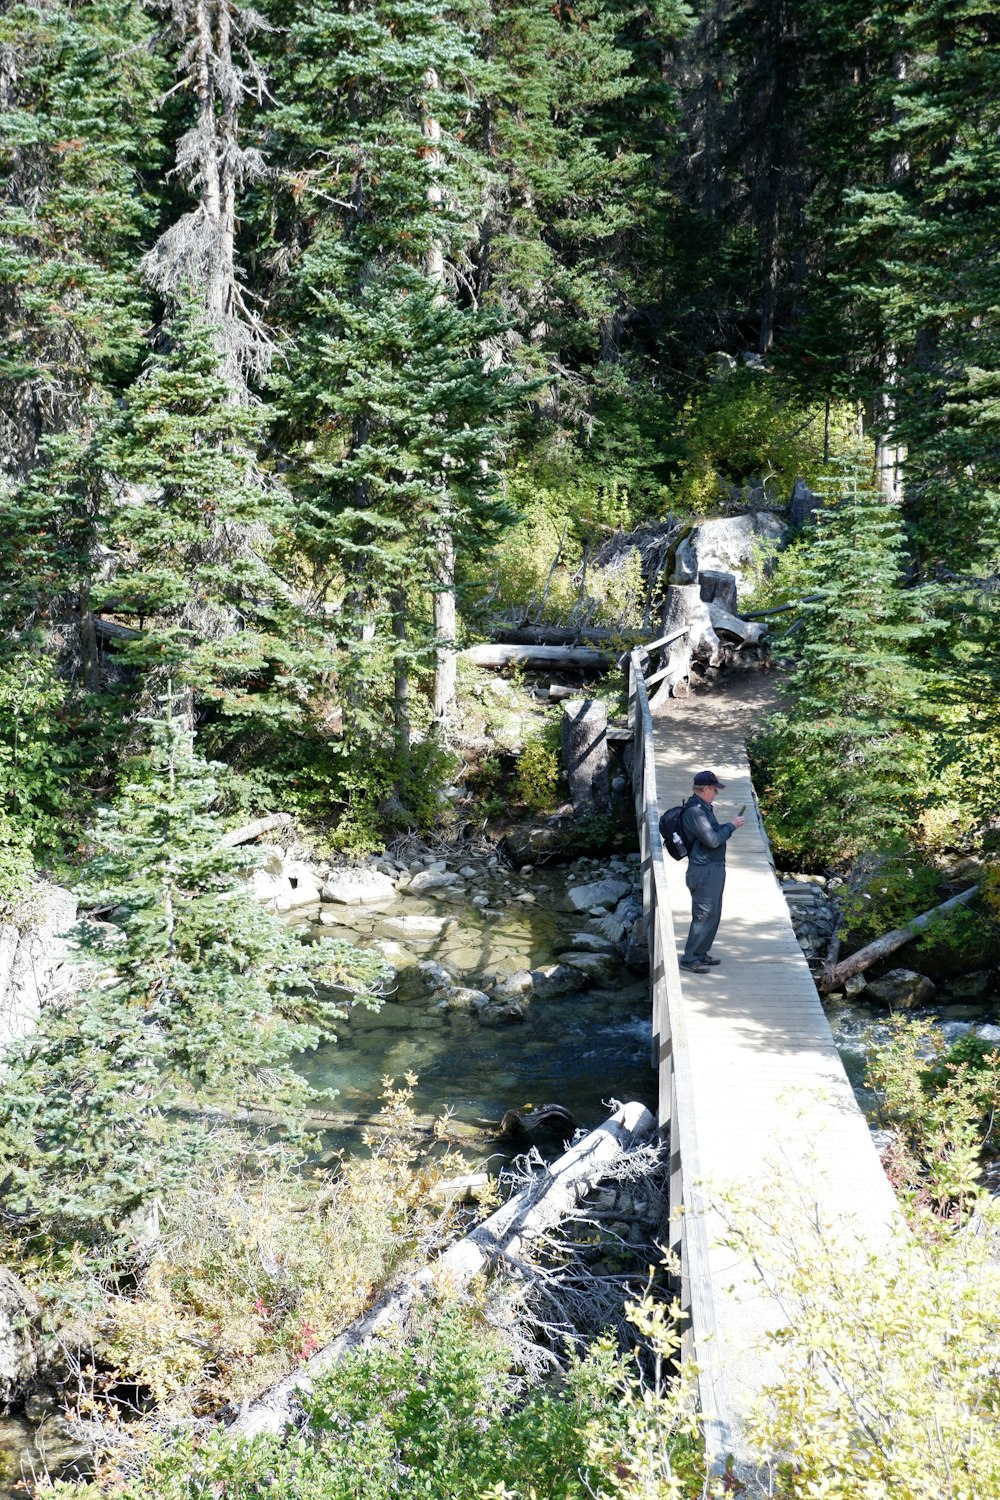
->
<box><xmin>658</xmin><ymin>803</ymin><xmax>690</xmax><ymax>861</ymax></box>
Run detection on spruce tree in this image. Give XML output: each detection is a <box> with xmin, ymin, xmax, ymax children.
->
<box><xmin>760</xmin><ymin>456</ymin><xmax>932</xmax><ymax>861</ymax></box>
<box><xmin>0</xmin><ymin>701</ymin><xmax>384</xmax><ymax>1240</ymax></box>
<box><xmin>98</xmin><ymin>297</ymin><xmax>311</xmax><ymax>722</ymax></box>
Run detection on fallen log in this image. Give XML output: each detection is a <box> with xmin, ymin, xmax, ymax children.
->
<box><xmin>819</xmin><ymin>884</ymin><xmax>980</xmax><ymax>993</ymax></box>
<box><xmin>495</xmin><ymin>624</ymin><xmax>647</xmax><ymax>646</ymax></box>
<box><xmin>463</xmin><ymin>643</ymin><xmax>612</xmax><ymax>670</ymax></box>
<box><xmin>219</xmin><ymin>812</ymin><xmax>295</xmax><ymax>848</ymax></box>
<box><xmin>229</xmin><ymin>1100</ymin><xmax>655</xmax><ymax>1440</ymax></box>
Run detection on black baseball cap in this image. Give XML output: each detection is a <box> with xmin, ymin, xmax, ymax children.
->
<box><xmin>693</xmin><ymin>770</ymin><xmax>726</xmax><ymax>788</ymax></box>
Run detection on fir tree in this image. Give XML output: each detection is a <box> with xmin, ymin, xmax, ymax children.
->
<box><xmin>0</xmin><ymin>701</ymin><xmax>385</xmax><ymax>1239</ymax></box>
<box><xmin>99</xmin><ymin>297</ymin><xmax>311</xmax><ymax>721</ymax></box>
<box><xmin>759</xmin><ymin>456</ymin><xmax>933</xmax><ymax>860</ymax></box>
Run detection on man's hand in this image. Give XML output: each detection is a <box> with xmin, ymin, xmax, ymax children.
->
<box><xmin>732</xmin><ymin>815</ymin><xmax>746</xmax><ymax>830</ymax></box>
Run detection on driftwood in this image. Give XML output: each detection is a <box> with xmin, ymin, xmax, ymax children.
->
<box><xmin>93</xmin><ymin>617</ymin><xmax>143</xmax><ymax>643</ymax></box>
<box><xmin>229</xmin><ymin>1100</ymin><xmax>655</xmax><ymax>1440</ymax></box>
<box><xmin>819</xmin><ymin>884</ymin><xmax>980</xmax><ymax>992</ymax></box>
<box><xmin>172</xmin><ymin>1097</ymin><xmax>488</xmax><ymax>1150</ymax></box>
<box><xmin>463</xmin><ymin>643</ymin><xmax>612</xmax><ymax>670</ymax></box>
<box><xmin>742</xmin><ymin>594</ymin><xmax>823</xmax><ymax>620</ymax></box>
<box><xmin>219</xmin><ymin>812</ymin><xmax>295</xmax><ymax>848</ymax></box>
<box><xmin>706</xmin><ymin>602</ymin><xmax>767</xmax><ymax>646</ymax></box>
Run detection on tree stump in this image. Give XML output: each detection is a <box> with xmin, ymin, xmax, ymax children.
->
<box><xmin>648</xmin><ymin>585</ymin><xmax>721</xmax><ymax>712</ymax></box>
<box><xmin>698</xmin><ymin>569</ymin><xmax>739</xmax><ymax>614</ymax></box>
<box><xmin>561</xmin><ymin>699</ymin><xmax>610</xmax><ymax>813</ymax></box>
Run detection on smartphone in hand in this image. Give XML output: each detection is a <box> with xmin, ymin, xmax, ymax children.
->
<box><xmin>737</xmin><ymin>804</ymin><xmax>746</xmax><ymax>817</ymax></box>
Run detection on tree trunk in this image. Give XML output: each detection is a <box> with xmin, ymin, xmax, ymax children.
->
<box><xmin>462</xmin><ymin>643</ymin><xmax>612</xmax><ymax>670</ymax></box>
<box><xmin>392</xmin><ymin>591</ymin><xmax>410</xmax><ymax>757</ymax></box>
<box><xmin>819</xmin><ymin>885</ymin><xmax>979</xmax><ymax>993</ymax></box>
<box><xmin>647</xmin><ymin>585</ymin><xmax>721</xmax><ymax>711</ymax></box>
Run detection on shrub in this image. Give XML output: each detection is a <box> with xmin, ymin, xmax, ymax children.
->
<box><xmin>664</xmin><ymin>372</ymin><xmax>857</xmax><ymax>516</ymax></box>
<box><xmin>512</xmin><ymin>723</ymin><xmax>562</xmax><ymax>812</ymax></box>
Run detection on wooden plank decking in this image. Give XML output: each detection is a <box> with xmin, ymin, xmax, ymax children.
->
<box><xmin>646</xmin><ymin>697</ymin><xmax>903</xmax><ymax>1480</ymax></box>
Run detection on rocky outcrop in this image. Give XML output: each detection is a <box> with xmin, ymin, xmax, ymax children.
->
<box><xmin>0</xmin><ymin>884</ymin><xmax>77</xmax><ymax>1060</ymax></box>
<box><xmin>0</xmin><ymin>1267</ymin><xmax>38</xmax><ymax>1404</ymax></box>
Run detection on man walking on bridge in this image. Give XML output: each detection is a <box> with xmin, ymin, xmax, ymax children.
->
<box><xmin>679</xmin><ymin>770</ymin><xmax>745</xmax><ymax>975</ymax></box>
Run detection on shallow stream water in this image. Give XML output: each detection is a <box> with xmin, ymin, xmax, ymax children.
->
<box><xmin>293</xmin><ymin>858</ymin><xmax>656</xmax><ymax>1149</ymax></box>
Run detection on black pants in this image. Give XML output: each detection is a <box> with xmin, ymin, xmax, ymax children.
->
<box><xmin>683</xmin><ymin>862</ymin><xmax>726</xmax><ymax>962</ymax></box>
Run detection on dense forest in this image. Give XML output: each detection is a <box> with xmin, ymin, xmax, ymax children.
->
<box><xmin>3</xmin><ymin>0</ymin><xmax>1000</xmax><ymax>1493</ymax></box>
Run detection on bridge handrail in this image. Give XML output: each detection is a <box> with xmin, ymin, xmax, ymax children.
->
<box><xmin>627</xmin><ymin>650</ymin><xmax>733</xmax><ymax>1473</ymax></box>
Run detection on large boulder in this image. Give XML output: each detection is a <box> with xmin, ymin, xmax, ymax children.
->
<box><xmin>562</xmin><ymin>878</ymin><xmax>632</xmax><ymax>913</ymax></box>
<box><xmin>672</xmin><ymin>512</ymin><xmax>786</xmax><ymax>602</ymax></box>
<box><xmin>0</xmin><ymin>1266</ymin><xmax>38</xmax><ymax>1403</ymax></box>
<box><xmin>865</xmin><ymin>969</ymin><xmax>936</xmax><ymax>1009</ymax></box>
<box><xmin>322</xmin><ymin>869</ymin><xmax>397</xmax><ymax>906</ymax></box>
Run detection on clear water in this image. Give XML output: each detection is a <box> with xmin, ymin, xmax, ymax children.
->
<box><xmin>293</xmin><ymin>868</ymin><xmax>656</xmax><ymax>1150</ymax></box>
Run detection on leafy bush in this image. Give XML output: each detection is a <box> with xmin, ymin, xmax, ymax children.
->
<box><xmin>62</xmin><ymin>1294</ymin><xmax>707</xmax><ymax>1500</ymax></box>
<box><xmin>664</xmin><ymin>372</ymin><xmax>858</xmax><ymax>516</ymax></box>
<box><xmin>737</xmin><ymin>1190</ymin><xmax>1000</xmax><ymax>1498</ymax></box>
<box><xmin>512</xmin><ymin>721</ymin><xmax>562</xmax><ymax>812</ymax></box>
<box><xmin>865</xmin><ymin>1015</ymin><xmax>1000</xmax><ymax>1222</ymax></box>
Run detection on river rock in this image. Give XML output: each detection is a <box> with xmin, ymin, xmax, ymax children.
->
<box><xmin>377</xmin><ymin>913</ymin><xmax>456</xmax><ymax>940</ymax></box>
<box><xmin>562</xmin><ymin>878</ymin><xmax>632</xmax><ymax>913</ymax></box>
<box><xmin>491</xmin><ymin>969</ymin><xmax>535</xmax><ymax>1001</ymax></box>
<box><xmin>554</xmin><ymin>932</ymin><xmax>618</xmax><ymax>955</ymax></box>
<box><xmin>322</xmin><ymin>869</ymin><xmax>397</xmax><ymax>905</ymax></box>
<box><xmin>976</xmin><ymin>1024</ymin><xmax>1000</xmax><ymax>1044</ymax></box>
<box><xmin>529</xmin><ymin>963</ymin><xmax>586</xmax><ymax>999</ymax></box>
<box><xmin>407</xmin><ymin>869</ymin><xmax>459</xmax><ymax>895</ymax></box>
<box><xmin>945</xmin><ymin>971</ymin><xmax>991</xmax><ymax>1004</ymax></box>
<box><xmin>0</xmin><ymin>1267</ymin><xmax>38</xmax><ymax>1402</ymax></box>
<box><xmin>249</xmin><ymin>868</ymin><xmax>294</xmax><ymax>909</ymax></box>
<box><xmin>865</xmin><ymin>968</ymin><xmax>936</xmax><ymax>1009</ymax></box>
<box><xmin>283</xmin><ymin>862</ymin><xmax>324</xmax><ymax>908</ymax></box>
<box><xmin>479</xmin><ymin>1000</ymin><xmax>526</xmax><ymax>1027</ymax></box>
<box><xmin>558</xmin><ymin>951</ymin><xmax>619</xmax><ymax>982</ymax></box>
<box><xmin>438</xmin><ymin>986</ymin><xmax>490</xmax><ymax>1015</ymax></box>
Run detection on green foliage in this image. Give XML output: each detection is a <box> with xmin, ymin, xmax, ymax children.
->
<box><xmin>751</xmin><ymin>454</ymin><xmax>934</xmax><ymax>865</ymax></box>
<box><xmin>0</xmin><ymin>702</ymin><xmax>385</xmax><ymax>1241</ymax></box>
<box><xmin>64</xmin><ymin>1297</ymin><xmax>707</xmax><ymax>1500</ymax></box>
<box><xmin>736</xmin><ymin>1189</ymin><xmax>1000</xmax><ymax>1498</ymax></box>
<box><xmin>866</xmin><ymin>1016</ymin><xmax>1000</xmax><ymax>1223</ymax></box>
<box><xmin>512</xmin><ymin>721</ymin><xmax>562</xmax><ymax>812</ymax></box>
<box><xmin>664</xmin><ymin>372</ymin><xmax>857</xmax><ymax>516</ymax></box>
<box><xmin>0</xmin><ymin>641</ymin><xmax>77</xmax><ymax>863</ymax></box>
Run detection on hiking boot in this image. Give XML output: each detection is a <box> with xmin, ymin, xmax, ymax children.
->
<box><xmin>679</xmin><ymin>959</ymin><xmax>710</xmax><ymax>974</ymax></box>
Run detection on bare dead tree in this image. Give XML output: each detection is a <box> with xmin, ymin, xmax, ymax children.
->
<box><xmin>142</xmin><ymin>0</ymin><xmax>275</xmax><ymax>390</ymax></box>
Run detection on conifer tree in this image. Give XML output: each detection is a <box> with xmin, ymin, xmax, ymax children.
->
<box><xmin>760</xmin><ymin>456</ymin><xmax>932</xmax><ymax>860</ymax></box>
<box><xmin>0</xmin><ymin>701</ymin><xmax>383</xmax><ymax>1239</ymax></box>
<box><xmin>99</xmin><ymin>297</ymin><xmax>309</xmax><ymax>722</ymax></box>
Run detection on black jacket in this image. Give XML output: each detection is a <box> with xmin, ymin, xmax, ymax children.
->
<box><xmin>681</xmin><ymin>794</ymin><xmax>734</xmax><ymax>867</ymax></box>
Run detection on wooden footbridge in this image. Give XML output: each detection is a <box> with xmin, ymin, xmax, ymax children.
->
<box><xmin>627</xmin><ymin>654</ymin><xmax>903</xmax><ymax>1484</ymax></box>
